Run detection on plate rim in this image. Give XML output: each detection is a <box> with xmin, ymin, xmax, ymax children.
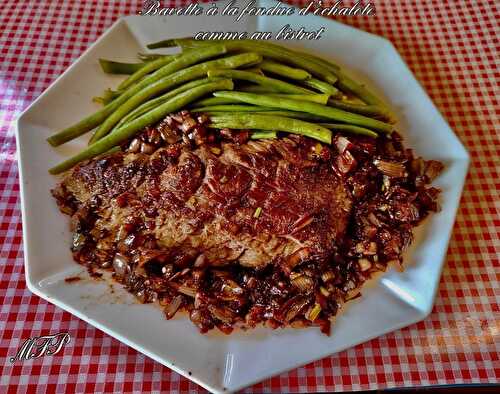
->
<box><xmin>14</xmin><ymin>8</ymin><xmax>470</xmax><ymax>393</ymax></box>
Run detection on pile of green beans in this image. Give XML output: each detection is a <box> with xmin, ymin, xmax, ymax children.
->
<box><xmin>90</xmin><ymin>52</ymin><xmax>262</xmax><ymax>143</ymax></box>
<box><xmin>114</xmin><ymin>77</ymin><xmax>225</xmax><ymax>130</ymax></box>
<box><xmin>47</xmin><ymin>44</ymin><xmax>228</xmax><ymax>147</ymax></box>
<box><xmin>149</xmin><ymin>38</ymin><xmax>395</xmax><ymax>118</ymax></box>
<box><xmin>49</xmin><ymin>79</ymin><xmax>234</xmax><ymax>174</ymax></box>
<box><xmin>251</xmin><ymin>130</ymin><xmax>277</xmax><ymax>139</ymax></box>
<box><xmin>47</xmin><ymin>39</ymin><xmax>396</xmax><ymax>174</ymax></box>
<box><xmin>99</xmin><ymin>59</ymin><xmax>148</xmax><ymax>75</ymax></box>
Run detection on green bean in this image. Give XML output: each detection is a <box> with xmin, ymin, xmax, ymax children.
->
<box><xmin>47</xmin><ymin>103</ymin><xmax>117</xmax><ymax>147</ymax></box>
<box><xmin>213</xmin><ymin>91</ymin><xmax>392</xmax><ymax>134</ymax></box>
<box><xmin>117</xmin><ymin>54</ymin><xmax>181</xmax><ymax>90</ymax></box>
<box><xmin>208</xmin><ymin>113</ymin><xmax>332</xmax><ymax>144</ymax></box>
<box><xmin>334</xmin><ymin>70</ymin><xmax>386</xmax><ymax>107</ymax></box>
<box><xmin>147</xmin><ymin>39</ymin><xmax>178</xmax><ymax>49</ymax></box>
<box><xmin>49</xmin><ymin>79</ymin><xmax>234</xmax><ymax>174</ymax></box>
<box><xmin>192</xmin><ymin>93</ymin><xmax>327</xmax><ymax>107</ymax></box>
<box><xmin>301</xmin><ymin>53</ymin><xmax>340</xmax><ymax>72</ymax></box>
<box><xmin>114</xmin><ymin>103</ymin><xmax>153</xmax><ymax>130</ymax></box>
<box><xmin>207</xmin><ymin>69</ymin><xmax>314</xmax><ymax>94</ymax></box>
<box><xmin>90</xmin><ymin>52</ymin><xmax>260</xmax><ymax>143</ymax></box>
<box><xmin>249</xmin><ymin>110</ymin><xmax>330</xmax><ymax>122</ymax></box>
<box><xmin>302</xmin><ymin>78</ymin><xmax>340</xmax><ymax>96</ymax></box>
<box><xmin>92</xmin><ymin>88</ymin><xmax>121</xmax><ymax>105</ymax></box>
<box><xmin>240</xmin><ymin>85</ymin><xmax>280</xmax><ymax>93</ymax></box>
<box><xmin>269</xmin><ymin>94</ymin><xmax>329</xmax><ymax>104</ymax></box>
<box><xmin>193</xmin><ymin>93</ymin><xmax>329</xmax><ymax>108</ymax></box>
<box><xmin>208</xmin><ymin>109</ymin><xmax>328</xmax><ymax>121</ymax></box>
<box><xmin>244</xmin><ymin>67</ymin><xmax>265</xmax><ymax>75</ymax></box>
<box><xmin>192</xmin><ymin>105</ymin><xmax>273</xmax><ymax>112</ymax></box>
<box><xmin>115</xmin><ymin>77</ymin><xmax>224</xmax><ymax>130</ymax></box>
<box><xmin>153</xmin><ymin>38</ymin><xmax>338</xmax><ymax>83</ymax></box>
<box><xmin>318</xmin><ymin>123</ymin><xmax>378</xmax><ymax>138</ymax></box>
<box><xmin>251</xmin><ymin>130</ymin><xmax>277</xmax><ymax>139</ymax></box>
<box><xmin>210</xmin><ymin>112</ymin><xmax>378</xmax><ymax>138</ymax></box>
<box><xmin>293</xmin><ymin>50</ymin><xmax>388</xmax><ymax>109</ymax></box>
<box><xmin>99</xmin><ymin>59</ymin><xmax>147</xmax><ymax>75</ymax></box>
<box><xmin>47</xmin><ymin>44</ymin><xmax>228</xmax><ymax>146</ymax></box>
<box><xmin>215</xmin><ymin>109</ymin><xmax>329</xmax><ymax>122</ymax></box>
<box><xmin>191</xmin><ymin>96</ymin><xmax>237</xmax><ymax>107</ymax></box>
<box><xmin>104</xmin><ymin>146</ymin><xmax>122</xmax><ymax>155</ymax></box>
<box><xmin>328</xmin><ymin>99</ymin><xmax>394</xmax><ymax>123</ymax></box>
<box><xmin>259</xmin><ymin>60</ymin><xmax>311</xmax><ymax>80</ymax></box>
<box><xmin>330</xmin><ymin>68</ymin><xmax>396</xmax><ymax>121</ymax></box>
<box><xmin>205</xmin><ymin>109</ymin><xmax>331</xmax><ymax>123</ymax></box>
<box><xmin>138</xmin><ymin>52</ymin><xmax>172</xmax><ymax>61</ymax></box>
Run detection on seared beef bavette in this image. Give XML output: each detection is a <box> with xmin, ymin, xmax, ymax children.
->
<box><xmin>53</xmin><ymin>112</ymin><xmax>442</xmax><ymax>334</ymax></box>
<box><xmin>58</xmin><ymin>136</ymin><xmax>351</xmax><ymax>270</ymax></box>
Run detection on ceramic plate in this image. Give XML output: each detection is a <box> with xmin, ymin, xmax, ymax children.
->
<box><xmin>16</xmin><ymin>1</ymin><xmax>469</xmax><ymax>392</ymax></box>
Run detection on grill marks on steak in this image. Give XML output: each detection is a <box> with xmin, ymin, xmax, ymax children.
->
<box><xmin>59</xmin><ymin>136</ymin><xmax>352</xmax><ymax>271</ymax></box>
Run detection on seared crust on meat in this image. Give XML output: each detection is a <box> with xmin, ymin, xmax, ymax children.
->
<box><xmin>59</xmin><ymin>136</ymin><xmax>352</xmax><ymax>270</ymax></box>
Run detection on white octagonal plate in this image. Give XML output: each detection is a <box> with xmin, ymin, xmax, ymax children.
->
<box><xmin>15</xmin><ymin>1</ymin><xmax>469</xmax><ymax>392</ymax></box>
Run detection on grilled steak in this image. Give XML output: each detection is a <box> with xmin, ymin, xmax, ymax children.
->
<box><xmin>56</xmin><ymin>136</ymin><xmax>352</xmax><ymax>271</ymax></box>
<box><xmin>52</xmin><ymin>112</ymin><xmax>442</xmax><ymax>334</ymax></box>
